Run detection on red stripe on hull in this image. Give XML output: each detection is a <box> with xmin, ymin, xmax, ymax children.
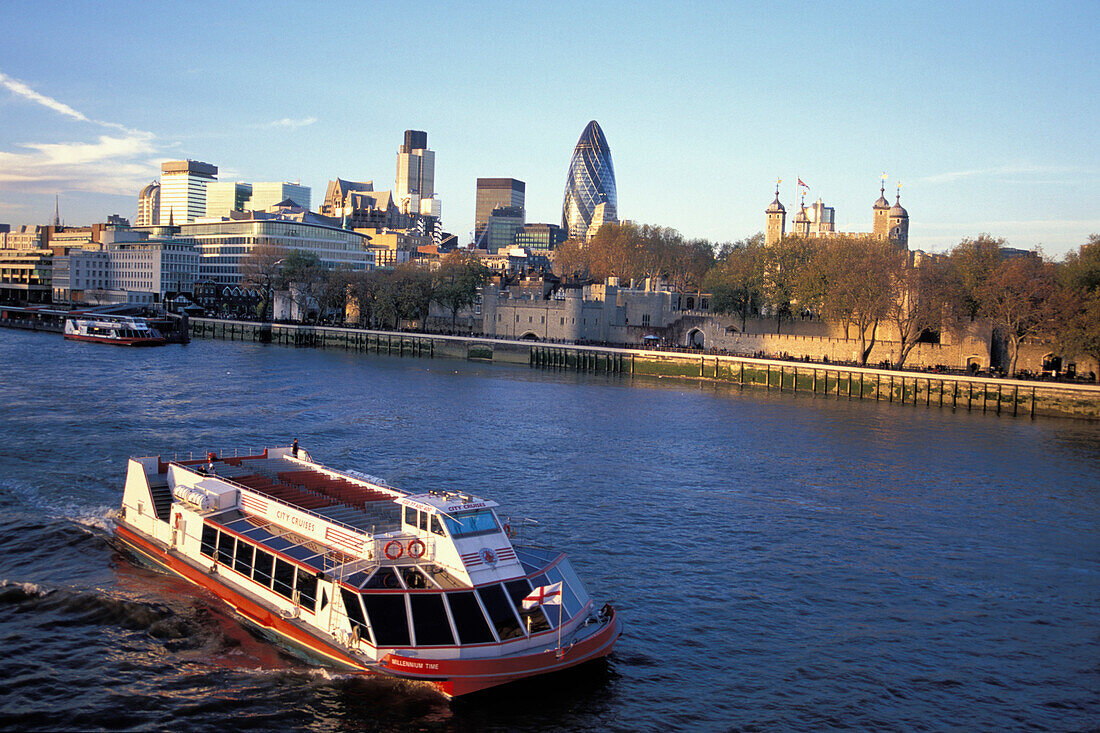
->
<box><xmin>114</xmin><ymin>522</ymin><xmax>622</xmax><ymax>697</ymax></box>
<box><xmin>65</xmin><ymin>334</ymin><xmax>165</xmax><ymax>346</ymax></box>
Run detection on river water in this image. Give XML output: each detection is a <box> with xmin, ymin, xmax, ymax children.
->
<box><xmin>0</xmin><ymin>328</ymin><xmax>1097</xmax><ymax>732</ymax></box>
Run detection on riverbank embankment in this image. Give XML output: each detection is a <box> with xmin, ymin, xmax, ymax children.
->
<box><xmin>189</xmin><ymin>318</ymin><xmax>1100</xmax><ymax>421</ymax></box>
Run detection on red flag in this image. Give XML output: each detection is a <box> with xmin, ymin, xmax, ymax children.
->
<box><xmin>797</xmin><ymin>178</ymin><xmax>808</xmax><ymax>188</ymax></box>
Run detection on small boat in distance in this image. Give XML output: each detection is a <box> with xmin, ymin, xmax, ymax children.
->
<box><xmin>114</xmin><ymin>445</ymin><xmax>622</xmax><ymax>697</ymax></box>
<box><xmin>64</xmin><ymin>314</ymin><xmax>166</xmax><ymax>346</ymax></box>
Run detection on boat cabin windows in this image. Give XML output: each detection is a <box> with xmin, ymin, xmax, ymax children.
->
<box><xmin>201</xmin><ymin>521</ymin><xmax>319</xmax><ymax>616</ymax></box>
<box><xmin>410</xmin><ymin>594</ymin><xmax>455</xmax><ymax>646</ymax></box>
<box><xmin>340</xmin><ymin>588</ymin><xmax>369</xmax><ymax>641</ymax></box>
<box><xmin>273</xmin><ymin>558</ymin><xmax>296</xmax><ymax>600</ymax></box>
<box><xmin>234</xmin><ymin>541</ymin><xmax>254</xmax><ymax>576</ymax></box>
<box><xmin>253</xmin><ymin>549</ymin><xmax>274</xmax><ymax>587</ymax></box>
<box><xmin>296</xmin><ymin>571</ymin><xmax>319</xmax><ymax>612</ymax></box>
<box><xmin>362</xmin><ymin>595</ymin><xmax>411</xmax><ymax>647</ymax></box>
<box><xmin>363</xmin><ymin>567</ymin><xmax>401</xmax><ymax>589</ymax></box>
<box><xmin>505</xmin><ymin>578</ymin><xmax>554</xmax><ymax>633</ymax></box>
<box><xmin>200</xmin><ymin>525</ymin><xmax>218</xmax><ymax>558</ymax></box>
<box><xmin>446</xmin><ymin>591</ymin><xmax>495</xmax><ymax>644</ymax></box>
<box><xmin>441</xmin><ymin>509</ymin><xmax>500</xmax><ymax>539</ymax></box>
<box><xmin>217</xmin><ymin>531</ymin><xmax>236</xmax><ymax>565</ymax></box>
<box><xmin>404</xmin><ymin>506</ymin><xmax>445</xmax><ymax>536</ymax></box>
<box><xmin>477</xmin><ymin>584</ymin><xmax>524</xmax><ymax>640</ymax></box>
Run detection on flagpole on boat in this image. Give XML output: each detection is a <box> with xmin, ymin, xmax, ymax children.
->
<box><xmin>557</xmin><ymin>598</ymin><xmax>563</xmax><ymax>659</ymax></box>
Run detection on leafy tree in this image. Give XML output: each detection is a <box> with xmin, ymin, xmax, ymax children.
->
<box><xmin>703</xmin><ymin>235</ymin><xmax>764</xmax><ymax>331</ymax></box>
<box><xmin>1055</xmin><ymin>234</ymin><xmax>1100</xmax><ymax>379</ymax></box>
<box><xmin>814</xmin><ymin>235</ymin><xmax>895</xmax><ymax>364</ymax></box>
<box><xmin>946</xmin><ymin>234</ymin><xmax>1003</xmax><ymax>321</ymax></box>
<box><xmin>433</xmin><ymin>250</ymin><xmax>491</xmax><ymax>331</ymax></box>
<box><xmin>886</xmin><ymin>253</ymin><xmax>949</xmax><ymax>369</ymax></box>
<box><xmin>760</xmin><ymin>234</ymin><xmax>818</xmax><ymax>334</ymax></box>
<box><xmin>979</xmin><ymin>253</ymin><xmax>1058</xmax><ymax>376</ymax></box>
<box><xmin>551</xmin><ymin>238</ymin><xmax>589</xmax><ymax>283</ymax></box>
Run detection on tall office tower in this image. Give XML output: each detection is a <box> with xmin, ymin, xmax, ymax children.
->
<box><xmin>205</xmin><ymin>182</ymin><xmax>253</xmax><ymax>218</ymax></box>
<box><xmin>396</xmin><ymin>130</ymin><xmax>436</xmax><ymax>216</ymax></box>
<box><xmin>159</xmin><ymin>160</ymin><xmax>218</xmax><ymax>225</ymax></box>
<box><xmin>136</xmin><ymin>181</ymin><xmax>160</xmax><ymax>226</ymax></box>
<box><xmin>250</xmin><ymin>182</ymin><xmax>311</xmax><ymax>211</ymax></box>
<box><xmin>562</xmin><ymin>120</ymin><xmax>617</xmax><ymax>239</ymax></box>
<box><xmin>475</xmin><ymin>178</ymin><xmax>525</xmax><ymax>244</ymax></box>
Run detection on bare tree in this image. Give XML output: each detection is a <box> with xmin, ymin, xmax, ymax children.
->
<box><xmin>239</xmin><ymin>244</ymin><xmax>288</xmax><ymax>320</ymax></box>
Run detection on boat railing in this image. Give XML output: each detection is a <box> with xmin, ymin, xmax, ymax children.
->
<box><xmin>167</xmin><ymin>460</ymin><xmax>372</xmax><ymax>539</ymax></box>
<box><xmin>369</xmin><ymin>533</ymin><xmax>437</xmax><ymax>564</ymax></box>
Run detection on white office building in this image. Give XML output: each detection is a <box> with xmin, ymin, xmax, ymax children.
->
<box><xmin>159</xmin><ymin>160</ymin><xmax>218</xmax><ymax>225</ymax></box>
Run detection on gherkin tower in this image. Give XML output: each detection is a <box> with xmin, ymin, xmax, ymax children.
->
<box><xmin>562</xmin><ymin>120</ymin><xmax>618</xmax><ymax>239</ymax></box>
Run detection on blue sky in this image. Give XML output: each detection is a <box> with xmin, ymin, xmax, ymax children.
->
<box><xmin>0</xmin><ymin>1</ymin><xmax>1096</xmax><ymax>256</ymax></box>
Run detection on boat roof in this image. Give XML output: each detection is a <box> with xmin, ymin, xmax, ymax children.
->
<box><xmin>398</xmin><ymin>492</ymin><xmax>499</xmax><ymax>515</ymax></box>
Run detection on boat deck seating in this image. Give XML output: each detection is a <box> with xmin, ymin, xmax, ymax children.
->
<box><xmin>205</xmin><ymin>455</ymin><xmax>401</xmax><ymax>534</ymax></box>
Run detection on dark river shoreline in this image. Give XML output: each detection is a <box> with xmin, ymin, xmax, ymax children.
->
<box><xmin>1</xmin><ymin>329</ymin><xmax>1097</xmax><ymax>732</ymax></box>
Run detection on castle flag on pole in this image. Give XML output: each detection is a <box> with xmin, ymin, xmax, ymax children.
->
<box><xmin>797</xmin><ymin>178</ymin><xmax>808</xmax><ymax>188</ymax></box>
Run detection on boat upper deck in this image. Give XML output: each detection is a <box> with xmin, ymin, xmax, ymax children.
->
<box><xmin>196</xmin><ymin>452</ymin><xmax>403</xmax><ymax>534</ymax></box>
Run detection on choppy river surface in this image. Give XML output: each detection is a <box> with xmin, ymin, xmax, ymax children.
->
<box><xmin>1</xmin><ymin>329</ymin><xmax>1097</xmax><ymax>732</ymax></box>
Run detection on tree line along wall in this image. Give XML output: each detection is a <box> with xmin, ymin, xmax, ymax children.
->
<box><xmin>188</xmin><ymin>318</ymin><xmax>1100</xmax><ymax>420</ymax></box>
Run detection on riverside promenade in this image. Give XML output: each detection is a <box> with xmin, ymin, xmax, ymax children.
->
<box><xmin>189</xmin><ymin>317</ymin><xmax>1100</xmax><ymax>421</ymax></box>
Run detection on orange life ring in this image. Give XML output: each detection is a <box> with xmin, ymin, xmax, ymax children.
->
<box><xmin>407</xmin><ymin>539</ymin><xmax>426</xmax><ymax>559</ymax></box>
<box><xmin>174</xmin><ymin>513</ymin><xmax>181</xmax><ymax>530</ymax></box>
<box><xmin>503</xmin><ymin>523</ymin><xmax>515</xmax><ymax>538</ymax></box>
<box><xmin>384</xmin><ymin>540</ymin><xmax>404</xmax><ymax>560</ymax></box>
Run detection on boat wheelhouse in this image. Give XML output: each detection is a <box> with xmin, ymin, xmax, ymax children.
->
<box><xmin>114</xmin><ymin>446</ymin><xmax>620</xmax><ymax>697</ymax></box>
<box><xmin>64</xmin><ymin>314</ymin><xmax>166</xmax><ymax>346</ymax></box>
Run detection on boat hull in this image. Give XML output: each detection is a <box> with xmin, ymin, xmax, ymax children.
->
<box><xmin>114</xmin><ymin>520</ymin><xmax>621</xmax><ymax>697</ymax></box>
<box><xmin>64</xmin><ymin>334</ymin><xmax>165</xmax><ymax>346</ymax></box>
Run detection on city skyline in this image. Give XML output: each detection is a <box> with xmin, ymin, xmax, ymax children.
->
<box><xmin>0</xmin><ymin>2</ymin><xmax>1097</xmax><ymax>256</ymax></box>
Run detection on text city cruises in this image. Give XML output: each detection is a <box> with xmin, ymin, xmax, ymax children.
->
<box><xmin>64</xmin><ymin>314</ymin><xmax>166</xmax><ymax>346</ymax></box>
<box><xmin>114</xmin><ymin>444</ymin><xmax>621</xmax><ymax>697</ymax></box>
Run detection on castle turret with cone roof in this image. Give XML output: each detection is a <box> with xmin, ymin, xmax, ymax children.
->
<box><xmin>764</xmin><ymin>183</ymin><xmax>786</xmax><ymax>246</ymax></box>
<box><xmin>765</xmin><ymin>177</ymin><xmax>909</xmax><ymax>250</ymax></box>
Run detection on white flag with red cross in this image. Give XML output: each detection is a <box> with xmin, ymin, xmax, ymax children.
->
<box><xmin>522</xmin><ymin>582</ymin><xmax>563</xmax><ymax>610</ymax></box>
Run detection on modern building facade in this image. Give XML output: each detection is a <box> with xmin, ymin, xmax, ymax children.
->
<box><xmin>178</xmin><ymin>211</ymin><xmax>372</xmax><ymax>287</ymax></box>
<box><xmin>250</xmin><ymin>182</ymin><xmax>311</xmax><ymax>212</ymax></box>
<box><xmin>136</xmin><ymin>181</ymin><xmax>160</xmax><ymax>227</ymax></box>
<box><xmin>484</xmin><ymin>205</ymin><xmax>525</xmax><ymax>253</ymax></box>
<box><xmin>159</xmin><ymin>160</ymin><xmax>218</xmax><ymax>225</ymax></box>
<box><xmin>396</xmin><ymin>130</ymin><xmax>437</xmax><ymax>217</ymax></box>
<box><xmin>52</xmin><ymin>227</ymin><xmax>200</xmax><ymax>305</ymax></box>
<box><xmin>205</xmin><ymin>182</ymin><xmax>253</xmax><ymax>219</ymax></box>
<box><xmin>562</xmin><ymin>121</ymin><xmax>618</xmax><ymax>240</ymax></box>
<box><xmin>513</xmin><ymin>223</ymin><xmax>567</xmax><ymax>251</ymax></box>
<box><xmin>475</xmin><ymin>178</ymin><xmax>524</xmax><ymax>244</ymax></box>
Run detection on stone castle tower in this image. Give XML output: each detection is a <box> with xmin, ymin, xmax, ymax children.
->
<box><xmin>765</xmin><ymin>179</ymin><xmax>909</xmax><ymax>249</ymax></box>
<box><xmin>764</xmin><ymin>185</ymin><xmax>786</xmax><ymax>246</ymax></box>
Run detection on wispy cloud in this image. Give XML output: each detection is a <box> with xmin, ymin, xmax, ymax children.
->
<box><xmin>264</xmin><ymin>117</ymin><xmax>318</xmax><ymax>129</ymax></box>
<box><xmin>0</xmin><ymin>133</ymin><xmax>160</xmax><ymax>194</ymax></box>
<box><xmin>0</xmin><ymin>70</ymin><xmax>161</xmax><ymax>195</ymax></box>
<box><xmin>917</xmin><ymin>164</ymin><xmax>1076</xmax><ymax>185</ymax></box>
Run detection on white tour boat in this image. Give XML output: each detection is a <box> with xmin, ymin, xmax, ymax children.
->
<box><xmin>64</xmin><ymin>314</ymin><xmax>166</xmax><ymax>346</ymax></box>
<box><xmin>114</xmin><ymin>445</ymin><xmax>621</xmax><ymax>697</ymax></box>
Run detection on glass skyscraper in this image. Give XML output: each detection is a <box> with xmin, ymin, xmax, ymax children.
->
<box><xmin>562</xmin><ymin>120</ymin><xmax>617</xmax><ymax>239</ymax></box>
